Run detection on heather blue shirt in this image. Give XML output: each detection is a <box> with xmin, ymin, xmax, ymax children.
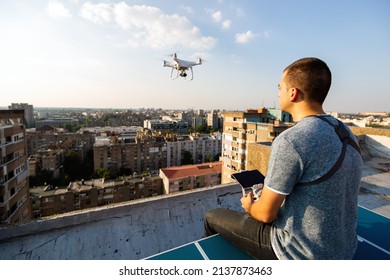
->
<box><xmin>264</xmin><ymin>115</ymin><xmax>362</xmax><ymax>259</ymax></box>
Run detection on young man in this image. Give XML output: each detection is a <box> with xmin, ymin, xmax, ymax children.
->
<box><xmin>204</xmin><ymin>57</ymin><xmax>363</xmax><ymax>259</ymax></box>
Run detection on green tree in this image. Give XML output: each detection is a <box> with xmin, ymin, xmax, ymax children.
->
<box><xmin>93</xmin><ymin>168</ymin><xmax>113</xmax><ymax>179</ymax></box>
<box><xmin>181</xmin><ymin>150</ymin><xmax>193</xmax><ymax>165</ymax></box>
<box><xmin>63</xmin><ymin>151</ymin><xmax>82</xmax><ymax>181</ymax></box>
<box><xmin>205</xmin><ymin>152</ymin><xmax>213</xmax><ymax>162</ymax></box>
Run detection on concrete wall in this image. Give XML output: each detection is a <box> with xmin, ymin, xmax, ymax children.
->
<box><xmin>364</xmin><ymin>135</ymin><xmax>390</xmax><ymax>160</ymax></box>
<box><xmin>349</xmin><ymin>126</ymin><xmax>390</xmax><ymax>137</ymax></box>
<box><xmin>0</xmin><ymin>183</ymin><xmax>242</xmax><ymax>260</ymax></box>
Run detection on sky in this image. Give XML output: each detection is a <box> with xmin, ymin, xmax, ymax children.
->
<box><xmin>0</xmin><ymin>0</ymin><xmax>389</xmax><ymax>113</ymax></box>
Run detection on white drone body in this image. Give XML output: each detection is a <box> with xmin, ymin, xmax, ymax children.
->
<box><xmin>163</xmin><ymin>53</ymin><xmax>202</xmax><ymax>81</ymax></box>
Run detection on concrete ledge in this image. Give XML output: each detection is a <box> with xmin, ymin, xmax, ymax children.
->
<box><xmin>0</xmin><ymin>183</ymin><xmax>242</xmax><ymax>260</ymax></box>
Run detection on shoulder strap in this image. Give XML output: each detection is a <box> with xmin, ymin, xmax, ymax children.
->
<box><xmin>314</xmin><ymin>115</ymin><xmax>361</xmax><ymax>154</ymax></box>
<box><xmin>300</xmin><ymin>115</ymin><xmax>360</xmax><ymax>186</ymax></box>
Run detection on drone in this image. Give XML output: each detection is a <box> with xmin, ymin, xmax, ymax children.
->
<box><xmin>163</xmin><ymin>53</ymin><xmax>202</xmax><ymax>81</ymax></box>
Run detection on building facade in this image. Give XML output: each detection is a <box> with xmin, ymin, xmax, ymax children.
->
<box><xmin>30</xmin><ymin>175</ymin><xmax>163</xmax><ymax>218</ymax></box>
<box><xmin>0</xmin><ymin>110</ymin><xmax>31</xmax><ymax>224</ymax></box>
<box><xmin>93</xmin><ymin>136</ymin><xmax>167</xmax><ymax>175</ymax></box>
<box><xmin>221</xmin><ymin>108</ymin><xmax>292</xmax><ymax>184</ymax></box>
<box><xmin>166</xmin><ymin>134</ymin><xmax>221</xmax><ymax>167</ymax></box>
<box><xmin>159</xmin><ymin>161</ymin><xmax>222</xmax><ymax>194</ymax></box>
<box><xmin>8</xmin><ymin>103</ymin><xmax>34</xmax><ymax>128</ymax></box>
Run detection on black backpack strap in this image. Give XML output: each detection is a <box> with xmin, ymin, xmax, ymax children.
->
<box><xmin>315</xmin><ymin>115</ymin><xmax>361</xmax><ymax>155</ymax></box>
<box><xmin>300</xmin><ymin>115</ymin><xmax>360</xmax><ymax>186</ymax></box>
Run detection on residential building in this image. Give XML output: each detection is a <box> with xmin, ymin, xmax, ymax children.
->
<box><xmin>143</xmin><ymin>119</ymin><xmax>189</xmax><ymax>135</ymax></box>
<box><xmin>221</xmin><ymin>108</ymin><xmax>292</xmax><ymax>184</ymax></box>
<box><xmin>207</xmin><ymin>110</ymin><xmax>219</xmax><ymax>130</ymax></box>
<box><xmin>0</xmin><ymin>110</ymin><xmax>31</xmax><ymax>224</ymax></box>
<box><xmin>159</xmin><ymin>161</ymin><xmax>222</xmax><ymax>194</ymax></box>
<box><xmin>29</xmin><ymin>175</ymin><xmax>163</xmax><ymax>218</ymax></box>
<box><xmin>166</xmin><ymin>134</ymin><xmax>221</xmax><ymax>166</ymax></box>
<box><xmin>93</xmin><ymin>136</ymin><xmax>167</xmax><ymax>175</ymax></box>
<box><xmin>35</xmin><ymin>118</ymin><xmax>79</xmax><ymax>129</ymax></box>
<box><xmin>25</xmin><ymin>126</ymin><xmax>95</xmax><ymax>158</ymax></box>
<box><xmin>8</xmin><ymin>103</ymin><xmax>34</xmax><ymax>128</ymax></box>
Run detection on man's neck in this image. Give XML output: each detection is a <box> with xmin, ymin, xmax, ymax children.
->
<box><xmin>291</xmin><ymin>104</ymin><xmax>326</xmax><ymax>122</ymax></box>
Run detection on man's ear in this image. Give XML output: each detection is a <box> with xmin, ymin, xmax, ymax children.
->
<box><xmin>289</xmin><ymin>87</ymin><xmax>299</xmax><ymax>101</ymax></box>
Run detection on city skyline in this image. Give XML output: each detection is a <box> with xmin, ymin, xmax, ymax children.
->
<box><xmin>1</xmin><ymin>0</ymin><xmax>389</xmax><ymax>113</ymax></box>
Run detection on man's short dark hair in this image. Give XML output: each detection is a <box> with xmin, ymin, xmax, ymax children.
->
<box><xmin>284</xmin><ymin>57</ymin><xmax>332</xmax><ymax>104</ymax></box>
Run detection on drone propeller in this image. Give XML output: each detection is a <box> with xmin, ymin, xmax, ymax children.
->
<box><xmin>164</xmin><ymin>52</ymin><xmax>180</xmax><ymax>58</ymax></box>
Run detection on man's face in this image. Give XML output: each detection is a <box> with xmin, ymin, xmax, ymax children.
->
<box><xmin>277</xmin><ymin>71</ymin><xmax>290</xmax><ymax>112</ymax></box>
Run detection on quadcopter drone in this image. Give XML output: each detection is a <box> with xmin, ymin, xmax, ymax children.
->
<box><xmin>163</xmin><ymin>53</ymin><xmax>202</xmax><ymax>81</ymax></box>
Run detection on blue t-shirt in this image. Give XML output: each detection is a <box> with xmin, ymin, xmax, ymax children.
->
<box><xmin>264</xmin><ymin>115</ymin><xmax>362</xmax><ymax>259</ymax></box>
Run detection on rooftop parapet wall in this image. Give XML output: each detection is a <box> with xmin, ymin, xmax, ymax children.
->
<box><xmin>349</xmin><ymin>126</ymin><xmax>390</xmax><ymax>137</ymax></box>
<box><xmin>0</xmin><ymin>183</ymin><xmax>242</xmax><ymax>260</ymax></box>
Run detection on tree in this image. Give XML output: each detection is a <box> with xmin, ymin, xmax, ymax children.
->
<box><xmin>205</xmin><ymin>152</ymin><xmax>213</xmax><ymax>162</ymax></box>
<box><xmin>181</xmin><ymin>150</ymin><xmax>193</xmax><ymax>165</ymax></box>
<box><xmin>213</xmin><ymin>153</ymin><xmax>221</xmax><ymax>162</ymax></box>
<box><xmin>63</xmin><ymin>151</ymin><xmax>82</xmax><ymax>181</ymax></box>
<box><xmin>93</xmin><ymin>168</ymin><xmax>113</xmax><ymax>179</ymax></box>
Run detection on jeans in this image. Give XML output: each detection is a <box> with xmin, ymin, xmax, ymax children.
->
<box><xmin>204</xmin><ymin>208</ymin><xmax>278</xmax><ymax>260</ymax></box>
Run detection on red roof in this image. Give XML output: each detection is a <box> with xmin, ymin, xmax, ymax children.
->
<box><xmin>160</xmin><ymin>162</ymin><xmax>222</xmax><ymax>180</ymax></box>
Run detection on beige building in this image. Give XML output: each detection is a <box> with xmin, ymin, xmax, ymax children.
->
<box><xmin>0</xmin><ymin>110</ymin><xmax>31</xmax><ymax>225</ymax></box>
<box><xmin>221</xmin><ymin>109</ymin><xmax>292</xmax><ymax>184</ymax></box>
<box><xmin>30</xmin><ymin>175</ymin><xmax>163</xmax><ymax>218</ymax></box>
<box><xmin>160</xmin><ymin>161</ymin><xmax>222</xmax><ymax>194</ymax></box>
<box><xmin>93</xmin><ymin>136</ymin><xmax>167</xmax><ymax>175</ymax></box>
<box><xmin>166</xmin><ymin>134</ymin><xmax>221</xmax><ymax>166</ymax></box>
<box><xmin>25</xmin><ymin>125</ymin><xmax>95</xmax><ymax>161</ymax></box>
<box><xmin>9</xmin><ymin>103</ymin><xmax>34</xmax><ymax>128</ymax></box>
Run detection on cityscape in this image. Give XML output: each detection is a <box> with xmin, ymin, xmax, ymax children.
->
<box><xmin>1</xmin><ymin>103</ymin><xmax>389</xmax><ymax>261</ymax></box>
<box><xmin>1</xmin><ymin>3</ymin><xmax>389</xmax><ymax>279</ymax></box>
<box><xmin>1</xmin><ymin>103</ymin><xmax>390</xmax><ymax>223</ymax></box>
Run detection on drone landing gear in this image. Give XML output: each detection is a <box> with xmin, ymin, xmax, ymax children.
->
<box><xmin>170</xmin><ymin>68</ymin><xmax>193</xmax><ymax>81</ymax></box>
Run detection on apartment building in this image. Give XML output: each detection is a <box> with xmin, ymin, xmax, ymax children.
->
<box><xmin>166</xmin><ymin>134</ymin><xmax>221</xmax><ymax>166</ymax></box>
<box><xmin>159</xmin><ymin>161</ymin><xmax>222</xmax><ymax>194</ymax></box>
<box><xmin>94</xmin><ymin>136</ymin><xmax>167</xmax><ymax>175</ymax></box>
<box><xmin>35</xmin><ymin>117</ymin><xmax>79</xmax><ymax>129</ymax></box>
<box><xmin>8</xmin><ymin>103</ymin><xmax>34</xmax><ymax>128</ymax></box>
<box><xmin>143</xmin><ymin>119</ymin><xmax>189</xmax><ymax>135</ymax></box>
<box><xmin>25</xmin><ymin>126</ymin><xmax>95</xmax><ymax>157</ymax></box>
<box><xmin>30</xmin><ymin>175</ymin><xmax>163</xmax><ymax>218</ymax></box>
<box><xmin>207</xmin><ymin>110</ymin><xmax>220</xmax><ymax>130</ymax></box>
<box><xmin>221</xmin><ymin>108</ymin><xmax>292</xmax><ymax>184</ymax></box>
<box><xmin>0</xmin><ymin>110</ymin><xmax>31</xmax><ymax>224</ymax></box>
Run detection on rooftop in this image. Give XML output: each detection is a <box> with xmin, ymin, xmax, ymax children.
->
<box><xmin>160</xmin><ymin>162</ymin><xmax>222</xmax><ymax>180</ymax></box>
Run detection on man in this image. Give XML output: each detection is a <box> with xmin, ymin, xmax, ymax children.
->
<box><xmin>204</xmin><ymin>57</ymin><xmax>363</xmax><ymax>259</ymax></box>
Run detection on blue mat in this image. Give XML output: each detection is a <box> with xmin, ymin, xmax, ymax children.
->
<box><xmin>146</xmin><ymin>206</ymin><xmax>390</xmax><ymax>260</ymax></box>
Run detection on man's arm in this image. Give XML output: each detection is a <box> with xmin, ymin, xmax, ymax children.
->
<box><xmin>241</xmin><ymin>186</ymin><xmax>285</xmax><ymax>223</ymax></box>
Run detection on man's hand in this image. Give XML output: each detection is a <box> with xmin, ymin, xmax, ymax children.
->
<box><xmin>241</xmin><ymin>192</ymin><xmax>254</xmax><ymax>214</ymax></box>
<box><xmin>240</xmin><ymin>185</ymin><xmax>286</xmax><ymax>223</ymax></box>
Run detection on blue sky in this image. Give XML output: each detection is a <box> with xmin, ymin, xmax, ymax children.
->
<box><xmin>0</xmin><ymin>0</ymin><xmax>389</xmax><ymax>113</ymax></box>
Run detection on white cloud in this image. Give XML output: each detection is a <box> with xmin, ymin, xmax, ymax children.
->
<box><xmin>211</xmin><ymin>11</ymin><xmax>222</xmax><ymax>22</ymax></box>
<box><xmin>46</xmin><ymin>0</ymin><xmax>72</xmax><ymax>18</ymax></box>
<box><xmin>80</xmin><ymin>2</ymin><xmax>112</xmax><ymax>24</ymax></box>
<box><xmin>235</xmin><ymin>30</ymin><xmax>254</xmax><ymax>44</ymax></box>
<box><xmin>222</xmin><ymin>20</ymin><xmax>231</xmax><ymax>30</ymax></box>
<box><xmin>80</xmin><ymin>2</ymin><xmax>216</xmax><ymax>50</ymax></box>
<box><xmin>210</xmin><ymin>10</ymin><xmax>231</xmax><ymax>30</ymax></box>
<box><xmin>181</xmin><ymin>5</ymin><xmax>194</xmax><ymax>14</ymax></box>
